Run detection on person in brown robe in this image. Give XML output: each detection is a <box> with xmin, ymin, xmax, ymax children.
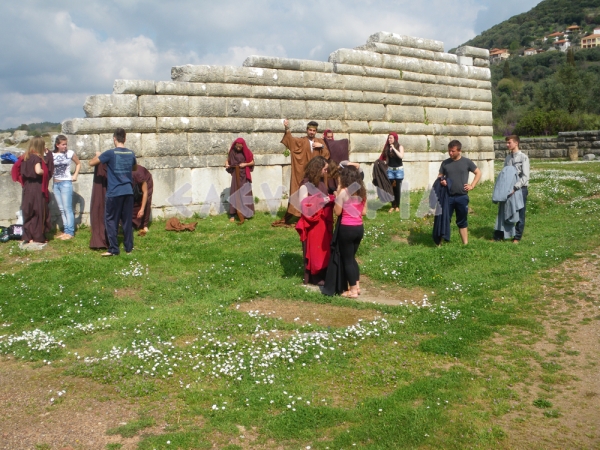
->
<box><xmin>43</xmin><ymin>148</ymin><xmax>54</xmax><ymax>235</ymax></box>
<box><xmin>89</xmin><ymin>163</ymin><xmax>108</xmax><ymax>249</ymax></box>
<box><xmin>225</xmin><ymin>137</ymin><xmax>255</xmax><ymax>222</ymax></box>
<box><xmin>132</xmin><ymin>165</ymin><xmax>153</xmax><ymax>235</ymax></box>
<box><xmin>272</xmin><ymin>119</ymin><xmax>330</xmax><ymax>227</ymax></box>
<box><xmin>16</xmin><ymin>137</ymin><xmax>49</xmax><ymax>243</ymax></box>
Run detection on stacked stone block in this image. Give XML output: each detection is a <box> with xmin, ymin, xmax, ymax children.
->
<box><xmin>0</xmin><ymin>32</ymin><xmax>495</xmax><ymax>225</ymax></box>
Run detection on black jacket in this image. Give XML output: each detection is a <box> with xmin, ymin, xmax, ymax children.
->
<box><xmin>371</xmin><ymin>159</ymin><xmax>394</xmax><ymax>202</ymax></box>
<box><xmin>431</xmin><ymin>177</ymin><xmax>452</xmax><ymax>245</ymax></box>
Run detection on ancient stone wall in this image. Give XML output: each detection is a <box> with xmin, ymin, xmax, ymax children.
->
<box><xmin>0</xmin><ymin>32</ymin><xmax>495</xmax><ymax>226</ymax></box>
<box><xmin>493</xmin><ymin>131</ymin><xmax>600</xmax><ymax>159</ymax></box>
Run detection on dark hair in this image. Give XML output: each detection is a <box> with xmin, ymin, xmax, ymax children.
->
<box><xmin>304</xmin><ymin>156</ymin><xmax>327</xmax><ymax>187</ymax></box>
<box><xmin>306</xmin><ymin>121</ymin><xmax>319</xmax><ymax>129</ymax></box>
<box><xmin>448</xmin><ymin>140</ymin><xmax>462</xmax><ymax>151</ymax></box>
<box><xmin>340</xmin><ymin>166</ymin><xmax>366</xmax><ymax>201</ymax></box>
<box><xmin>327</xmin><ymin>159</ymin><xmax>340</xmax><ymax>180</ymax></box>
<box><xmin>113</xmin><ymin>128</ymin><xmax>126</xmax><ymax>144</ymax></box>
<box><xmin>54</xmin><ymin>134</ymin><xmax>67</xmax><ymax>152</ymax></box>
<box><xmin>505</xmin><ymin>135</ymin><xmax>520</xmax><ymax>144</ymax></box>
<box><xmin>384</xmin><ymin>140</ymin><xmax>400</xmax><ymax>155</ymax></box>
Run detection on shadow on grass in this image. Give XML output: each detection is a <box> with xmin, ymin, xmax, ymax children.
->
<box><xmin>407</xmin><ymin>228</ymin><xmax>437</xmax><ymax>247</ymax></box>
<box><xmin>279</xmin><ymin>251</ymin><xmax>303</xmax><ymax>279</ymax></box>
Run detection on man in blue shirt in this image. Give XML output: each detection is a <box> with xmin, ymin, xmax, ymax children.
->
<box><xmin>89</xmin><ymin>128</ymin><xmax>137</xmax><ymax>256</ymax></box>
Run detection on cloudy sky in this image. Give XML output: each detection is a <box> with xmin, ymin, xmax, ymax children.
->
<box><xmin>0</xmin><ymin>0</ymin><xmax>540</xmax><ymax>130</ymax></box>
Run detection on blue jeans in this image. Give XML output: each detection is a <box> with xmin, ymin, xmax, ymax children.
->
<box><xmin>387</xmin><ymin>167</ymin><xmax>404</xmax><ymax>180</ymax></box>
<box><xmin>54</xmin><ymin>180</ymin><xmax>75</xmax><ymax>236</ymax></box>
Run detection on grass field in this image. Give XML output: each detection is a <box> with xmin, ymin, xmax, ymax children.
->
<box><xmin>1</xmin><ymin>160</ymin><xmax>600</xmax><ymax>449</ymax></box>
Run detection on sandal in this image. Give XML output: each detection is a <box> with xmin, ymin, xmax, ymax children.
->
<box><xmin>101</xmin><ymin>252</ymin><xmax>116</xmax><ymax>257</ymax></box>
<box><xmin>138</xmin><ymin>229</ymin><xmax>147</xmax><ymax>237</ymax></box>
<box><xmin>341</xmin><ymin>290</ymin><xmax>358</xmax><ymax>299</ymax></box>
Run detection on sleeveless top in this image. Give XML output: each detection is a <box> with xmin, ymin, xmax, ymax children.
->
<box><xmin>340</xmin><ymin>195</ymin><xmax>365</xmax><ymax>226</ymax></box>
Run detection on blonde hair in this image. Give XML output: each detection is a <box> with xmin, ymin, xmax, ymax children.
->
<box><xmin>24</xmin><ymin>137</ymin><xmax>46</xmax><ymax>161</ymax></box>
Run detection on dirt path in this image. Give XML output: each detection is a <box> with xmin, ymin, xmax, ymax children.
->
<box><xmin>491</xmin><ymin>253</ymin><xmax>600</xmax><ymax>449</ymax></box>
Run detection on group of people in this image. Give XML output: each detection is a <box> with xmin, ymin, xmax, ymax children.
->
<box><xmin>12</xmin><ymin>119</ymin><xmax>530</xmax><ymax>295</ymax></box>
<box><xmin>13</xmin><ymin>128</ymin><xmax>153</xmax><ymax>256</ymax></box>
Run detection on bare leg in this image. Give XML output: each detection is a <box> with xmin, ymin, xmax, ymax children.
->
<box><xmin>458</xmin><ymin>227</ymin><xmax>468</xmax><ymax>245</ymax></box>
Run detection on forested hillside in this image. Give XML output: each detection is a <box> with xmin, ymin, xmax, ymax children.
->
<box><xmin>458</xmin><ymin>0</ymin><xmax>600</xmax><ymax>136</ymax></box>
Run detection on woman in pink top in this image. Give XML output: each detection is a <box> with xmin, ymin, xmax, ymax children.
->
<box><xmin>333</xmin><ymin>166</ymin><xmax>367</xmax><ymax>298</ymax></box>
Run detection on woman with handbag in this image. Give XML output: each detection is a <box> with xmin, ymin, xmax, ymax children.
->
<box><xmin>378</xmin><ymin>132</ymin><xmax>404</xmax><ymax>213</ymax></box>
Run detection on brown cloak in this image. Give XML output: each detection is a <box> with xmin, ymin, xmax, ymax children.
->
<box><xmin>20</xmin><ymin>155</ymin><xmax>46</xmax><ymax>243</ymax></box>
<box><xmin>132</xmin><ymin>165</ymin><xmax>153</xmax><ymax>229</ymax></box>
<box><xmin>281</xmin><ymin>130</ymin><xmax>330</xmax><ymax>217</ymax></box>
<box><xmin>89</xmin><ymin>163</ymin><xmax>108</xmax><ymax>249</ymax></box>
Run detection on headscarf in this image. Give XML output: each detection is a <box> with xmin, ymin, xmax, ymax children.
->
<box><xmin>379</xmin><ymin>132</ymin><xmax>399</xmax><ymax>161</ymax></box>
<box><xmin>322</xmin><ymin>129</ymin><xmax>334</xmax><ymax>140</ymax></box>
<box><xmin>228</xmin><ymin>138</ymin><xmax>254</xmax><ymax>182</ymax></box>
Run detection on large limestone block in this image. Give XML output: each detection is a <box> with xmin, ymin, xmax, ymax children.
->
<box><xmin>456</xmin><ymin>56</ymin><xmax>473</xmax><ymax>66</ymax></box>
<box><xmin>64</xmin><ymin>134</ymin><xmax>100</xmax><ymax>161</ymax></box>
<box><xmin>0</xmin><ymin>173</ymin><xmax>24</xmax><ymax>222</ymax></box>
<box><xmin>364</xmin><ymin>66</ymin><xmax>402</xmax><ymax>80</ymax></box>
<box><xmin>205</xmin><ymin>83</ymin><xmax>253</xmax><ymax>98</ymax></box>
<box><xmin>459</xmin><ymin>100</ymin><xmax>492</xmax><ymax>111</ymax></box>
<box><xmin>62</xmin><ymin>117</ymin><xmax>156</xmax><ymax>135</ymax></box>
<box><xmin>303</xmin><ymin>72</ymin><xmax>345</xmax><ymax>90</ymax></box>
<box><xmin>113</xmin><ymin>79</ymin><xmax>156</xmax><ymax>95</ymax></box>
<box><xmin>446</xmin><ymin>109</ymin><xmax>472</xmax><ymax>125</ymax></box>
<box><xmin>243</xmin><ymin>56</ymin><xmax>333</xmax><ymax>73</ymax></box>
<box><xmin>254</xmin><ymin>153</ymin><xmax>289</xmax><ymax>165</ymax></box>
<box><xmin>386</xmin><ymin>79</ymin><xmax>422</xmax><ymax>96</ymax></box>
<box><xmin>141</xmin><ymin>133</ymin><xmax>188</xmax><ymax>157</ymax></box>
<box><xmin>139</xmin><ymin>95</ymin><xmax>189</xmax><ymax>117</ymax></box>
<box><xmin>136</xmin><ymin>156</ymin><xmax>184</xmax><ymax>170</ymax></box>
<box><xmin>84</xmin><ymin>94</ymin><xmax>138</xmax><ymax>118</ymax></box>
<box><xmin>424</xmin><ymin>107</ymin><xmax>448</xmax><ymax>125</ymax></box>
<box><xmin>189</xmin><ymin>133</ymin><xmax>235</xmax><ymax>156</ymax></box>
<box><xmin>152</xmin><ymin>168</ymin><xmax>192</xmax><ymax>208</ymax></box>
<box><xmin>157</xmin><ymin>117</ymin><xmax>207</xmax><ymax>132</ymax></box>
<box><xmin>332</xmin><ymin>64</ymin><xmax>365</xmax><ymax>76</ymax></box>
<box><xmin>171</xmin><ymin>65</ymin><xmax>227</xmax><ymax>83</ymax></box>
<box><xmin>400</xmin><ymin>71</ymin><xmax>437</xmax><ymax>85</ymax></box>
<box><xmin>348</xmin><ymin>134</ymin><xmax>383</xmax><ymax>152</ymax></box>
<box><xmin>225</xmin><ymin>66</ymin><xmax>278</xmax><ymax>86</ymax></box>
<box><xmin>281</xmin><ymin>100</ymin><xmax>307</xmax><ymax>119</ymax></box>
<box><xmin>467</xmin><ymin>66</ymin><xmax>491</xmax><ymax>82</ymax></box>
<box><xmin>226</xmin><ymin>98</ymin><xmax>281</xmax><ymax>119</ymax></box>
<box><xmin>471</xmin><ymin>110</ymin><xmax>493</xmax><ymax>126</ymax></box>
<box><xmin>476</xmin><ymin>80</ymin><xmax>492</xmax><ymax>90</ymax></box>
<box><xmin>253</xmin><ymin>119</ymin><xmax>286</xmax><ymax>133</ymax></box>
<box><xmin>324</xmin><ymin>89</ymin><xmax>350</xmax><ymax>102</ymax></box>
<box><xmin>404</xmin><ymin>123</ymin><xmax>434</xmax><ymax>135</ymax></box>
<box><xmin>251</xmin><ymin>165</ymin><xmax>284</xmax><ymax>199</ymax></box>
<box><xmin>99</xmin><ymin>133</ymin><xmax>141</xmax><ymax>154</ymax></box>
<box><xmin>303</xmin><ymin>88</ymin><xmax>326</xmax><ymax>101</ymax></box>
<box><xmin>386</xmin><ymin>105</ymin><xmax>425</xmax><ymax>123</ymax></box>
<box><xmin>191</xmin><ymin>167</ymin><xmax>231</xmax><ymax>207</ymax></box>
<box><xmin>470</xmin><ymin>89</ymin><xmax>492</xmax><ymax>103</ymax></box>
<box><xmin>236</xmin><ymin>133</ymin><xmax>284</xmax><ymax>154</ymax></box>
<box><xmin>474</xmin><ymin>58</ymin><xmax>490</xmax><ymax>68</ymax></box>
<box><xmin>211</xmin><ymin>118</ymin><xmax>254</xmax><ymax>133</ymax></box>
<box><xmin>369</xmin><ymin>122</ymin><xmax>406</xmax><ymax>135</ymax></box>
<box><xmin>306</xmin><ymin>101</ymin><xmax>345</xmax><ymax>120</ymax></box>
<box><xmin>477</xmin><ymin>136</ymin><xmax>494</xmax><ymax>151</ymax></box>
<box><xmin>274</xmin><ymin>70</ymin><xmax>305</xmax><ymax>88</ymax></box>
<box><xmin>456</xmin><ymin>46</ymin><xmax>490</xmax><ymax>59</ymax></box>
<box><xmin>328</xmin><ymin>48</ymin><xmax>384</xmax><ymax>67</ymax></box>
<box><xmin>343</xmin><ymin>75</ymin><xmax>386</xmax><ymax>92</ymax></box>
<box><xmin>363</xmin><ymin>91</ymin><xmax>387</xmax><ymax>104</ymax></box>
<box><xmin>382</xmin><ymin>54</ymin><xmax>421</xmax><ymax>73</ymax></box>
<box><xmin>367</xmin><ymin>32</ymin><xmax>444</xmax><ymax>53</ymax></box>
<box><xmin>345</xmin><ymin>103</ymin><xmax>386</xmax><ymax>121</ymax></box>
<box><xmin>189</xmin><ymin>97</ymin><xmax>227</xmax><ymax>117</ymax></box>
<box><xmin>397</xmin><ymin>135</ymin><xmax>429</xmax><ymax>151</ymax></box>
<box><xmin>156</xmin><ymin>81</ymin><xmax>207</xmax><ymax>96</ymax></box>
<box><xmin>252</xmin><ymin>86</ymin><xmax>305</xmax><ymax>100</ymax></box>
<box><xmin>479</xmin><ymin>126</ymin><xmax>494</xmax><ymax>137</ymax></box>
<box><xmin>420</xmin><ymin>59</ymin><xmax>448</xmax><ymax>76</ymax></box>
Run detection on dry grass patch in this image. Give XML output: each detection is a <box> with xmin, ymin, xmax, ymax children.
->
<box><xmin>234</xmin><ymin>298</ymin><xmax>382</xmax><ymax>327</ymax></box>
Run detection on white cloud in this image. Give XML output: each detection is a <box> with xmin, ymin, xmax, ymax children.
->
<box><xmin>200</xmin><ymin>45</ymin><xmax>287</xmax><ymax>67</ymax></box>
<box><xmin>0</xmin><ymin>92</ymin><xmax>87</xmax><ymax>130</ymax></box>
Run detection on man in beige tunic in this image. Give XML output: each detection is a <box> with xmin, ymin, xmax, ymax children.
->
<box><xmin>272</xmin><ymin>119</ymin><xmax>330</xmax><ymax>227</ymax></box>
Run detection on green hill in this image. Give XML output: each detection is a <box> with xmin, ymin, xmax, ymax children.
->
<box><xmin>461</xmin><ymin>0</ymin><xmax>600</xmax><ymax>51</ymax></box>
<box><xmin>457</xmin><ymin>0</ymin><xmax>600</xmax><ymax>136</ymax></box>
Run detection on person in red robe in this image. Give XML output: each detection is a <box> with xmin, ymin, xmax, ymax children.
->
<box><xmin>225</xmin><ymin>138</ymin><xmax>255</xmax><ymax>222</ymax></box>
<box><xmin>12</xmin><ymin>137</ymin><xmax>50</xmax><ymax>243</ymax></box>
<box><xmin>132</xmin><ymin>164</ymin><xmax>153</xmax><ymax>235</ymax></box>
<box><xmin>295</xmin><ymin>156</ymin><xmax>334</xmax><ymax>285</ymax></box>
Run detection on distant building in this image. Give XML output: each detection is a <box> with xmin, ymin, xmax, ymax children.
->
<box><xmin>595</xmin><ymin>27</ymin><xmax>600</xmax><ymax>35</ymax></box>
<box><xmin>565</xmin><ymin>25</ymin><xmax>581</xmax><ymax>34</ymax></box>
<box><xmin>523</xmin><ymin>48</ymin><xmax>539</xmax><ymax>56</ymax></box>
<box><xmin>544</xmin><ymin>31</ymin><xmax>565</xmax><ymax>42</ymax></box>
<box><xmin>581</xmin><ymin>34</ymin><xmax>600</xmax><ymax>49</ymax></box>
<box><xmin>490</xmin><ymin>48</ymin><xmax>510</xmax><ymax>63</ymax></box>
<box><xmin>554</xmin><ymin>40</ymin><xmax>571</xmax><ymax>52</ymax></box>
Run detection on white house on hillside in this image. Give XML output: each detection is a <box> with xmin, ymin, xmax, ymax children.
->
<box><xmin>554</xmin><ymin>40</ymin><xmax>571</xmax><ymax>52</ymax></box>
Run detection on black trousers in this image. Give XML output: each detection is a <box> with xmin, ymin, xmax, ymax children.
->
<box><xmin>338</xmin><ymin>224</ymin><xmax>364</xmax><ymax>286</ymax></box>
<box><xmin>105</xmin><ymin>194</ymin><xmax>134</xmax><ymax>255</ymax></box>
<box><xmin>391</xmin><ymin>180</ymin><xmax>402</xmax><ymax>208</ymax></box>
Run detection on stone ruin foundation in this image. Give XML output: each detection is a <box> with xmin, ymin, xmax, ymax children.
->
<box><xmin>0</xmin><ymin>32</ymin><xmax>494</xmax><ymax>225</ymax></box>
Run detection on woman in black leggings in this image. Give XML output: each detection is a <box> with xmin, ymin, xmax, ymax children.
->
<box><xmin>333</xmin><ymin>166</ymin><xmax>367</xmax><ymax>298</ymax></box>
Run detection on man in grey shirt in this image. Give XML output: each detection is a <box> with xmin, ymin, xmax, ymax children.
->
<box><xmin>494</xmin><ymin>135</ymin><xmax>530</xmax><ymax>243</ymax></box>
